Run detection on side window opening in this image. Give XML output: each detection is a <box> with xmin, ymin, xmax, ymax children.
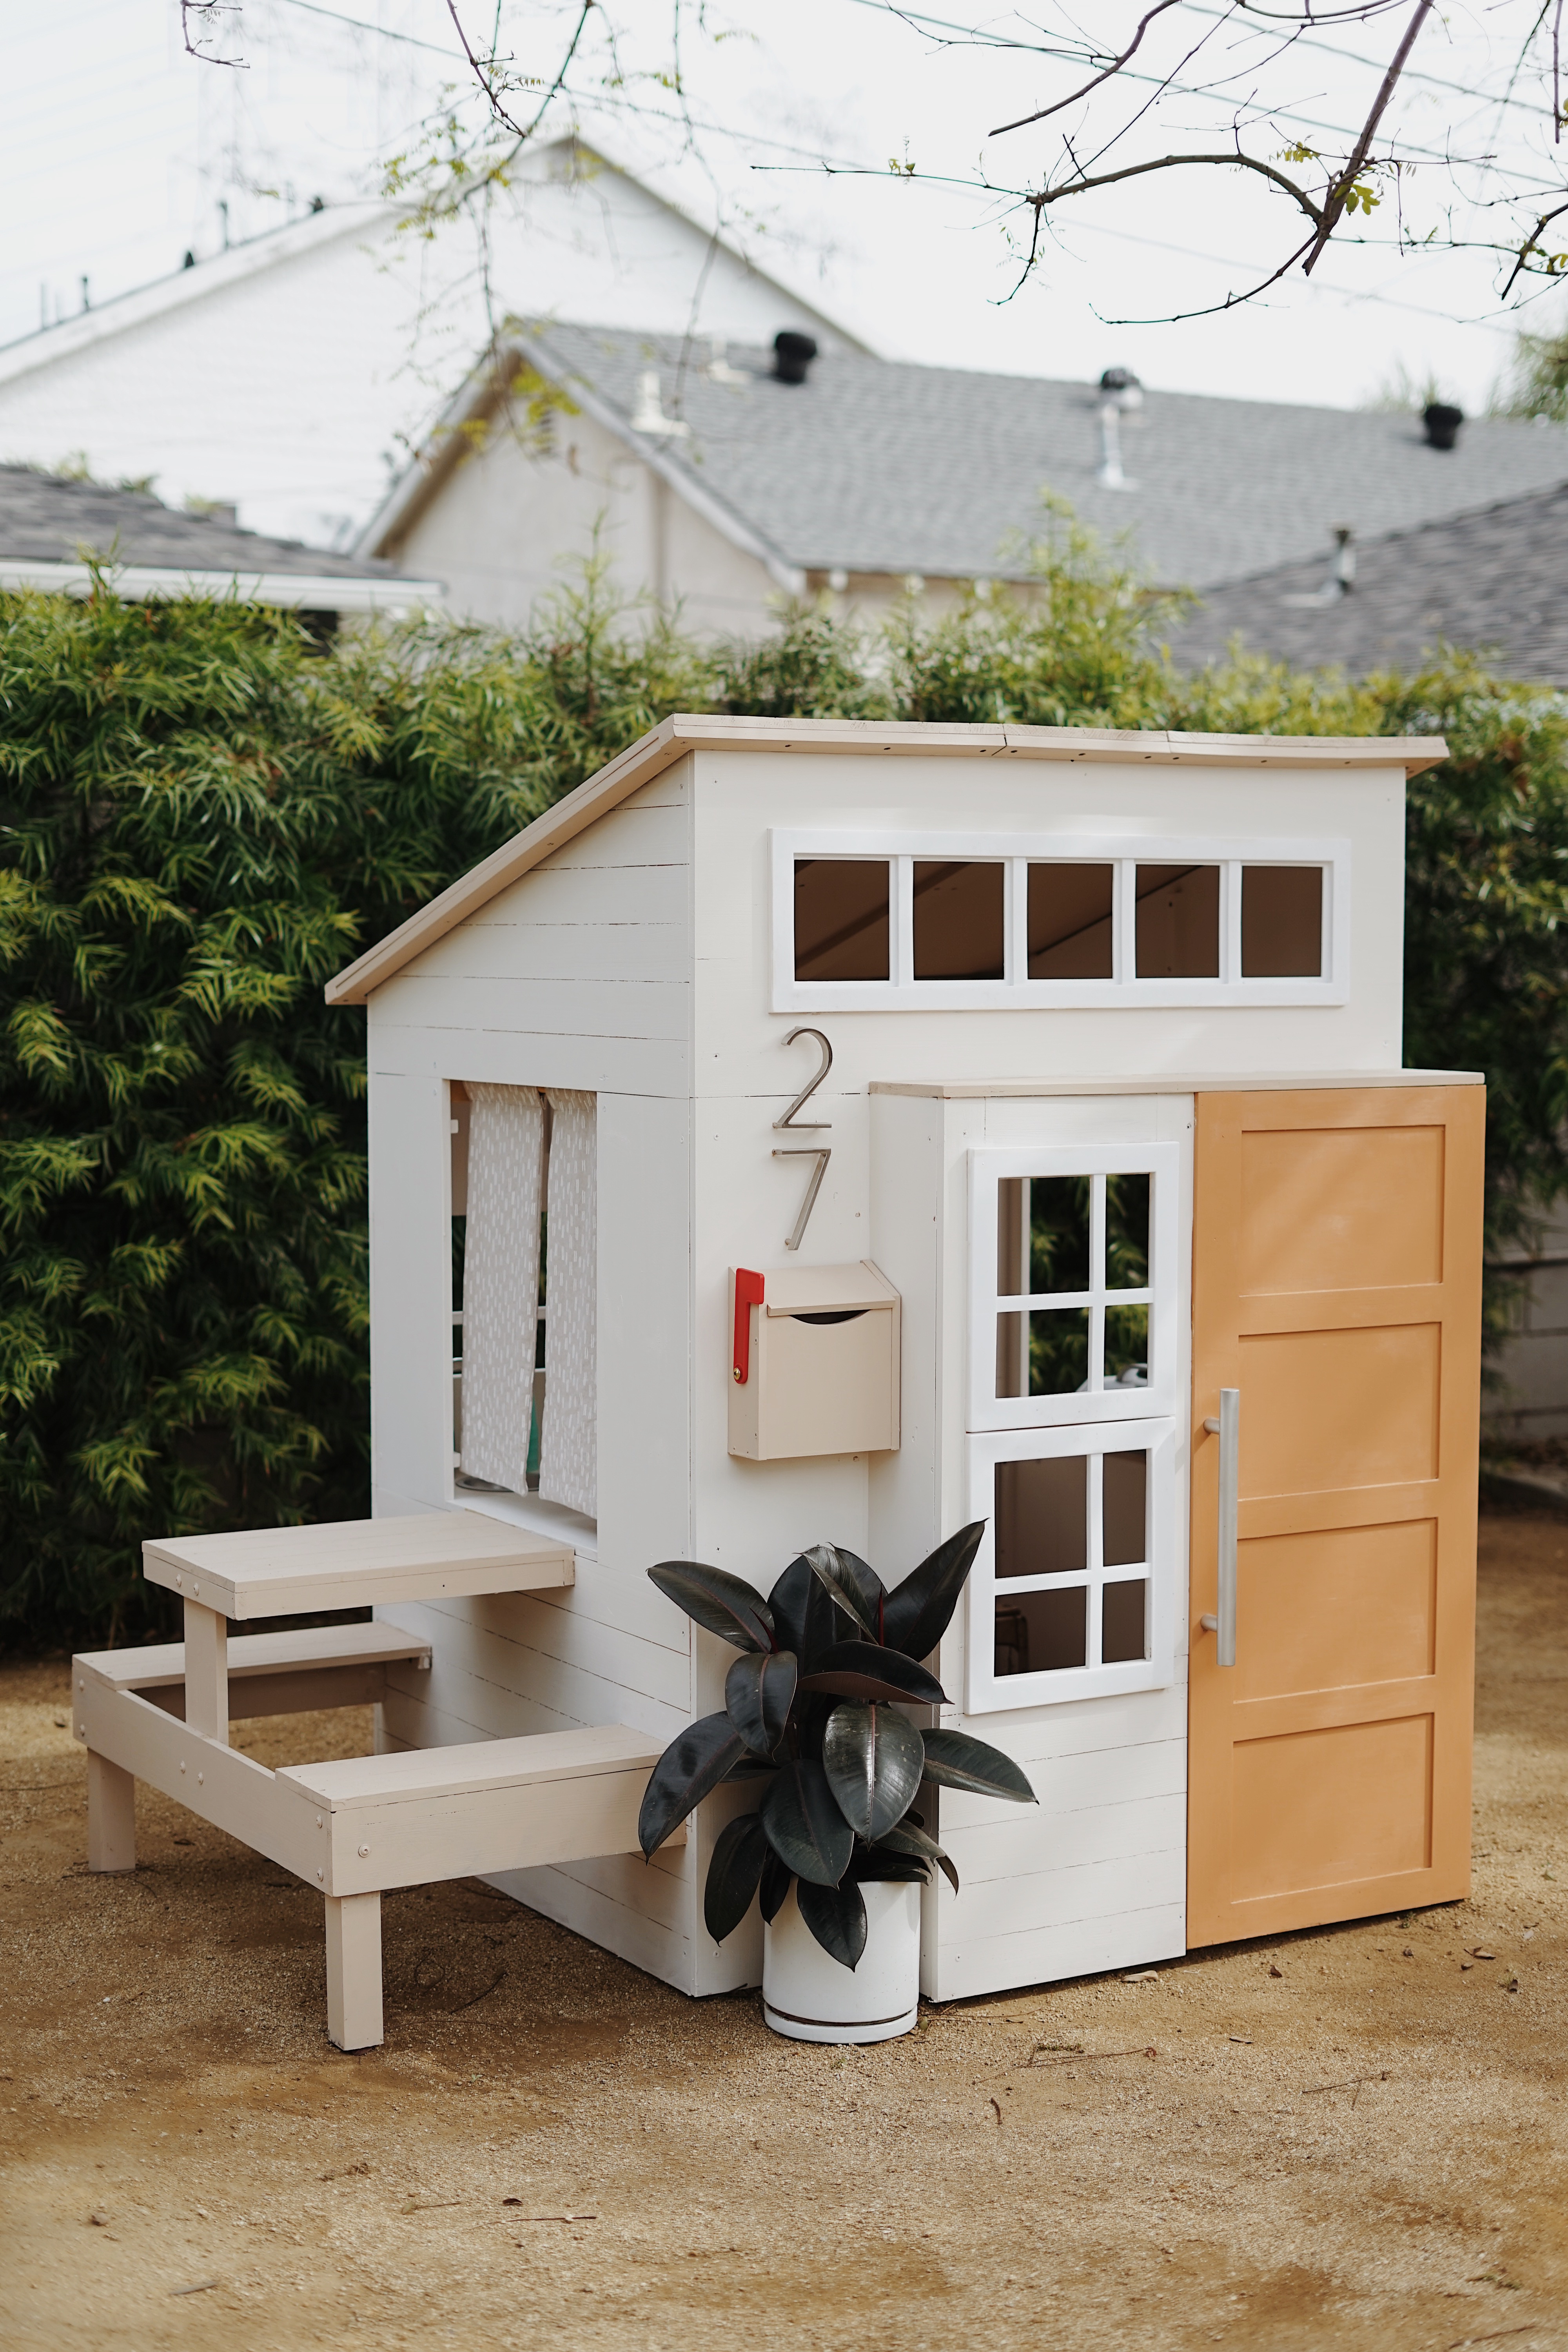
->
<box><xmin>450</xmin><ymin>1084</ymin><xmax>595</xmax><ymax>1520</ymax></box>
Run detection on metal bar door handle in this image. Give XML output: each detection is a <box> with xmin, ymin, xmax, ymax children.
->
<box><xmin>1201</xmin><ymin>1388</ymin><xmax>1240</xmax><ymax>1668</ymax></box>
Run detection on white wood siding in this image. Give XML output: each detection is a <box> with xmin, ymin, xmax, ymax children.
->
<box><xmin>367</xmin><ymin>768</ymin><xmax>712</xmax><ymax>1989</ymax></box>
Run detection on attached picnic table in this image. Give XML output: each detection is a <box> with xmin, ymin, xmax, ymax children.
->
<box><xmin>72</xmin><ymin>1514</ymin><xmax>677</xmax><ymax>2050</ymax></box>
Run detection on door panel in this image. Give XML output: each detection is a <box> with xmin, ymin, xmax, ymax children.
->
<box><xmin>1234</xmin><ymin>1521</ymin><xmax>1437</xmax><ymax>1702</ymax></box>
<box><xmin>1239</xmin><ymin>1324</ymin><xmax>1441</xmax><ymax>1494</ymax></box>
<box><xmin>1238</xmin><ymin>1124</ymin><xmax>1445</xmax><ymax>1294</ymax></box>
<box><xmin>1188</xmin><ymin>1086</ymin><xmax>1482</xmax><ymax>1947</ymax></box>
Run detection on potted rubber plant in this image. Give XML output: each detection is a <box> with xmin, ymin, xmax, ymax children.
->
<box><xmin>637</xmin><ymin>1527</ymin><xmax>1036</xmax><ymax>2043</ymax></box>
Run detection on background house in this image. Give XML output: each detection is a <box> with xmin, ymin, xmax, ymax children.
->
<box><xmin>0</xmin><ymin>140</ymin><xmax>859</xmax><ymax>552</ymax></box>
<box><xmin>363</xmin><ymin>321</ymin><xmax>1568</xmax><ymax>636</ymax></box>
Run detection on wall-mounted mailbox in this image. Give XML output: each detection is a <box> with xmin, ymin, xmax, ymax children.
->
<box><xmin>728</xmin><ymin>1260</ymin><xmax>901</xmax><ymax>1461</ymax></box>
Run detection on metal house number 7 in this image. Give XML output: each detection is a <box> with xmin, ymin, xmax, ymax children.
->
<box><xmin>772</xmin><ymin>1025</ymin><xmax>832</xmax><ymax>1252</ymax></box>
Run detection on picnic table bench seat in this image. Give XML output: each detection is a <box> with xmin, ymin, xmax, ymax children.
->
<box><xmin>73</xmin><ymin>1514</ymin><xmax>674</xmax><ymax>2050</ymax></box>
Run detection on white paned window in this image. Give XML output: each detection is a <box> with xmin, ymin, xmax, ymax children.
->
<box><xmin>968</xmin><ymin>1144</ymin><xmax>1179</xmax><ymax>1430</ymax></box>
<box><xmin>771</xmin><ymin>829</ymin><xmax>1347</xmax><ymax>1011</ymax></box>
<box><xmin>964</xmin><ymin>1423</ymin><xmax>1176</xmax><ymax>1712</ymax></box>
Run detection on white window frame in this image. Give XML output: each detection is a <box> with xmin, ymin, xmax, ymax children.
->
<box><xmin>770</xmin><ymin>827</ymin><xmax>1349</xmax><ymax>1011</ymax></box>
<box><xmin>968</xmin><ymin>1143</ymin><xmax>1179</xmax><ymax>1431</ymax></box>
<box><xmin>965</xmin><ymin>1419</ymin><xmax>1177</xmax><ymax>1712</ymax></box>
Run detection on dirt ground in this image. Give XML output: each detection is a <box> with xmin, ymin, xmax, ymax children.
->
<box><xmin>3</xmin><ymin>1514</ymin><xmax>1565</xmax><ymax>2352</ymax></box>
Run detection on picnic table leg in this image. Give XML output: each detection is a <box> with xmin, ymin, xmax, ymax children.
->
<box><xmin>325</xmin><ymin>1891</ymin><xmax>383</xmax><ymax>2051</ymax></box>
<box><xmin>86</xmin><ymin>1751</ymin><xmax>136</xmax><ymax>1873</ymax></box>
<box><xmin>183</xmin><ymin>1598</ymin><xmax>229</xmax><ymax>1745</ymax></box>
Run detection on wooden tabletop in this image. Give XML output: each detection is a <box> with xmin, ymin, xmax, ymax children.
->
<box><xmin>141</xmin><ymin>1512</ymin><xmax>575</xmax><ymax>1620</ymax></box>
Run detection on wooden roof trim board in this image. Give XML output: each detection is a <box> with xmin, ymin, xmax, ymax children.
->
<box><xmin>867</xmin><ymin>1069</ymin><xmax>1484</xmax><ymax>1099</ymax></box>
<box><xmin>323</xmin><ymin>713</ymin><xmax>1449</xmax><ymax>1007</ymax></box>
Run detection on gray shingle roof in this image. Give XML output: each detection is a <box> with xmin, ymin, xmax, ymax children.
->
<box><xmin>0</xmin><ymin>465</ymin><xmax>398</xmax><ymax>578</ymax></box>
<box><xmin>1164</xmin><ymin>484</ymin><xmax>1568</xmax><ymax>683</ymax></box>
<box><xmin>525</xmin><ymin>322</ymin><xmax>1568</xmax><ymax>591</ymax></box>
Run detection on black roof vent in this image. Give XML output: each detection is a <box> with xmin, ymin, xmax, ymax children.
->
<box><xmin>1423</xmin><ymin>401</ymin><xmax>1464</xmax><ymax>451</ymax></box>
<box><xmin>773</xmin><ymin>330</ymin><xmax>818</xmax><ymax>386</ymax></box>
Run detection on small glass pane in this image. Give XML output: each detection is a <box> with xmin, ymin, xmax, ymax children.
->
<box><xmin>1027</xmin><ymin>863</ymin><xmax>1114</xmax><ymax>978</ymax></box>
<box><xmin>995</xmin><ymin>1588</ymin><xmax>1087</xmax><ymax>1676</ymax></box>
<box><xmin>913</xmin><ymin>861</ymin><xmax>1005</xmax><ymax>980</ymax></box>
<box><xmin>1030</xmin><ymin>1307</ymin><xmax>1089</xmax><ymax>1396</ymax></box>
<box><xmin>1029</xmin><ymin>1176</ymin><xmax>1092</xmax><ymax>1295</ymax></box>
<box><xmin>1242</xmin><ymin>866</ymin><xmax>1323</xmax><ymax>977</ymax></box>
<box><xmin>995</xmin><ymin>1309</ymin><xmax>1027</xmax><ymax>1399</ymax></box>
<box><xmin>1101</xmin><ymin>1579</ymin><xmax>1148</xmax><ymax>1664</ymax></box>
<box><xmin>1105</xmin><ymin>1173</ymin><xmax>1149</xmax><ymax>1289</ymax></box>
<box><xmin>995</xmin><ymin>1457</ymin><xmax>1088</xmax><ymax>1579</ymax></box>
<box><xmin>1103</xmin><ymin>1450</ymin><xmax>1149</xmax><ymax>1566</ymax></box>
<box><xmin>794</xmin><ymin>858</ymin><xmax>890</xmax><ymax>981</ymax></box>
<box><xmin>1103</xmin><ymin>1304</ymin><xmax>1149</xmax><ymax>1389</ymax></box>
<box><xmin>1105</xmin><ymin>1298</ymin><xmax>1152</xmax><ymax>1383</ymax></box>
<box><xmin>1135</xmin><ymin>864</ymin><xmax>1220</xmax><ymax>978</ymax></box>
<box><xmin>997</xmin><ymin>1176</ymin><xmax>1024</xmax><ymax>1295</ymax></box>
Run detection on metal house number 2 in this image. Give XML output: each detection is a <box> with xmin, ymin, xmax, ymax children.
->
<box><xmin>772</xmin><ymin>1026</ymin><xmax>832</xmax><ymax>1250</ymax></box>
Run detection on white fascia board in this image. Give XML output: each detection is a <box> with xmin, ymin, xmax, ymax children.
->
<box><xmin>0</xmin><ymin>205</ymin><xmax>394</xmax><ymax>387</ymax></box>
<box><xmin>0</xmin><ymin>560</ymin><xmax>444</xmax><ymax>612</ymax></box>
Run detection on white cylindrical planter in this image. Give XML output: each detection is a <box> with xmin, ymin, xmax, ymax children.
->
<box><xmin>762</xmin><ymin>1879</ymin><xmax>920</xmax><ymax>2044</ymax></box>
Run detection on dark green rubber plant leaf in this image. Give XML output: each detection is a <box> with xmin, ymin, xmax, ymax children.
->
<box><xmin>704</xmin><ymin>1810</ymin><xmax>768</xmax><ymax>1944</ymax></box>
<box><xmin>647</xmin><ymin>1561</ymin><xmax>774</xmax><ymax>1654</ymax></box>
<box><xmin>852</xmin><ymin>1846</ymin><xmax>929</xmax><ymax>1884</ymax></box>
<box><xmin>877</xmin><ymin>1816</ymin><xmax>960</xmax><ymax>1896</ymax></box>
<box><xmin>799</xmin><ymin>1642</ymin><xmax>947</xmax><ymax>1706</ymax></box>
<box><xmin>638</xmin><ymin>1711</ymin><xmax>746</xmax><ymax>1857</ymax></box>
<box><xmin>721</xmin><ymin>1755</ymin><xmax>775</xmax><ymax>1782</ymax></box>
<box><xmin>768</xmin><ymin>1553</ymin><xmax>842</xmax><ymax>1672</ymax></box>
<box><xmin>796</xmin><ymin>1875</ymin><xmax>869</xmax><ymax>1971</ymax></box>
<box><xmin>822</xmin><ymin>1700</ymin><xmax>924</xmax><ymax>1839</ymax></box>
<box><xmin>802</xmin><ymin>1542</ymin><xmax>880</xmax><ymax>1640</ymax></box>
<box><xmin>759</xmin><ymin>1842</ymin><xmax>794</xmax><ymax>1924</ymax></box>
<box><xmin>880</xmin><ymin>1521</ymin><xmax>986</xmax><ymax>1662</ymax></box>
<box><xmin>920</xmin><ymin>1728</ymin><xmax>1038</xmax><ymax>1804</ymax></box>
<box><xmin>760</xmin><ymin>1757</ymin><xmax>855</xmax><ymax>1886</ymax></box>
<box><xmin>724</xmin><ymin>1647</ymin><xmax>799</xmax><ymax>1759</ymax></box>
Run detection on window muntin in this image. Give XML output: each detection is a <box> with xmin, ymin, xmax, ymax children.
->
<box><xmin>966</xmin><ymin>1422</ymin><xmax>1175</xmax><ymax>1711</ymax></box>
<box><xmin>774</xmin><ymin>831</ymin><xmax>1345</xmax><ymax>1009</ymax></box>
<box><xmin>974</xmin><ymin>1146</ymin><xmax>1175</xmax><ymax>1430</ymax></box>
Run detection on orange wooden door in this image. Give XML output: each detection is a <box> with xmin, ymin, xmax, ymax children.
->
<box><xmin>1187</xmin><ymin>1084</ymin><xmax>1484</xmax><ymax>1949</ymax></box>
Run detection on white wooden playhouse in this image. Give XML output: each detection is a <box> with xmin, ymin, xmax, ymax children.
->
<box><xmin>309</xmin><ymin>715</ymin><xmax>1482</xmax><ymax>2008</ymax></box>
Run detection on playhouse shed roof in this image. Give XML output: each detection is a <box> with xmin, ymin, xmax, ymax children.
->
<box><xmin>323</xmin><ymin>713</ymin><xmax>1448</xmax><ymax>1007</ymax></box>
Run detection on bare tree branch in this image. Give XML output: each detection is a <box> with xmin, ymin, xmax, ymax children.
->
<box><xmin>991</xmin><ymin>1</ymin><xmax>1187</xmax><ymax>138</ymax></box>
<box><xmin>181</xmin><ymin>0</ymin><xmax>246</xmax><ymax>68</ymax></box>
<box><xmin>1300</xmin><ymin>0</ymin><xmax>1435</xmax><ymax>274</ymax></box>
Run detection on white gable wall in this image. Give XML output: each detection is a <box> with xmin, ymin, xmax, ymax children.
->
<box><xmin>0</xmin><ymin>146</ymin><xmax>857</xmax><ymax>549</ymax></box>
<box><xmin>383</xmin><ymin>404</ymin><xmax>781</xmax><ymax>635</ymax></box>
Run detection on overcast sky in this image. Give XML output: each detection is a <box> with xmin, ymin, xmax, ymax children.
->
<box><xmin>0</xmin><ymin>0</ymin><xmax>1558</xmax><ymax>412</ymax></box>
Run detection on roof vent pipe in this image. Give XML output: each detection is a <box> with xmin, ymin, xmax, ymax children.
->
<box><xmin>773</xmin><ymin>330</ymin><xmax>818</xmax><ymax>385</ymax></box>
<box><xmin>1422</xmin><ymin>401</ymin><xmax>1463</xmax><ymax>450</ymax></box>
<box><xmin>1096</xmin><ymin>366</ymin><xmax>1142</xmax><ymax>491</ymax></box>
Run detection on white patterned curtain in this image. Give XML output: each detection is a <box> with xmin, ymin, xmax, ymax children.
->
<box><xmin>539</xmin><ymin>1089</ymin><xmax>597</xmax><ymax>1519</ymax></box>
<box><xmin>459</xmin><ymin>1083</ymin><xmax>544</xmax><ymax>1494</ymax></box>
